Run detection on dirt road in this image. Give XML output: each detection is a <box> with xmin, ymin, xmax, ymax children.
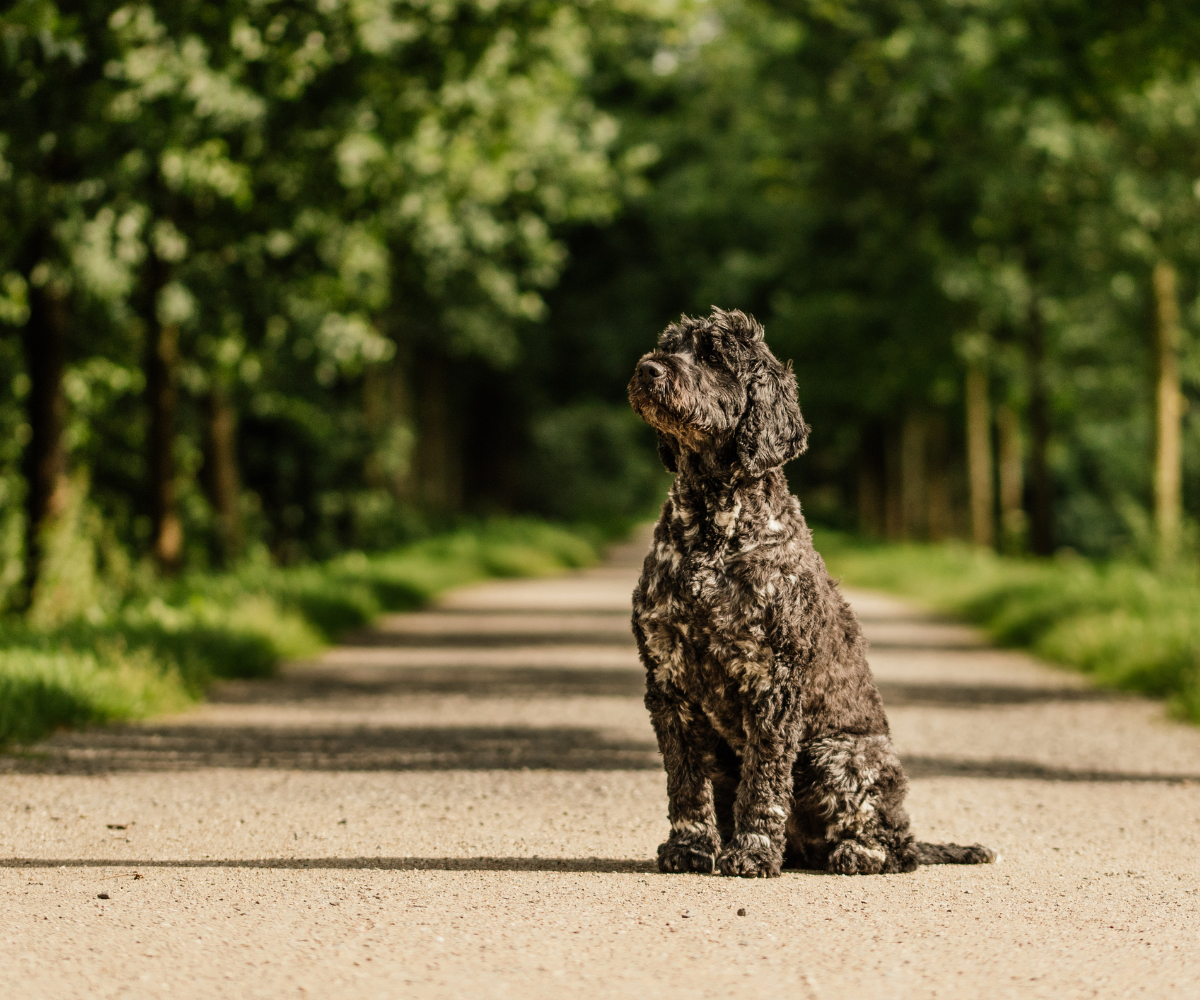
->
<box><xmin>3</xmin><ymin>536</ymin><xmax>1200</xmax><ymax>999</ymax></box>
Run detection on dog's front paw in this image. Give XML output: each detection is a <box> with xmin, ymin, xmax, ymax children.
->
<box><xmin>657</xmin><ymin>832</ymin><xmax>719</xmax><ymax>874</ymax></box>
<box><xmin>827</xmin><ymin>839</ymin><xmax>887</xmax><ymax>876</ymax></box>
<box><xmin>717</xmin><ymin>836</ymin><xmax>782</xmax><ymax>878</ymax></box>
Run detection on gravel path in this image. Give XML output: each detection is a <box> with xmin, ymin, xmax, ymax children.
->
<box><xmin>4</xmin><ymin>536</ymin><xmax>1200</xmax><ymax>999</ymax></box>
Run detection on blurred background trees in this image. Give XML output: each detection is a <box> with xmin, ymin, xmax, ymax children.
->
<box><xmin>5</xmin><ymin>0</ymin><xmax>1200</xmax><ymax>614</ymax></box>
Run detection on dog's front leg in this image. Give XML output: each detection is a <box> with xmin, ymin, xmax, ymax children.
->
<box><xmin>646</xmin><ymin>688</ymin><xmax>722</xmax><ymax>873</ymax></box>
<box><xmin>717</xmin><ymin>695</ymin><xmax>800</xmax><ymax>878</ymax></box>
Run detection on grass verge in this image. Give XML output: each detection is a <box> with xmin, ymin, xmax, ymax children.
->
<box><xmin>0</xmin><ymin>518</ymin><xmax>597</xmax><ymax>748</ymax></box>
<box><xmin>816</xmin><ymin>529</ymin><xmax>1200</xmax><ymax>723</ymax></box>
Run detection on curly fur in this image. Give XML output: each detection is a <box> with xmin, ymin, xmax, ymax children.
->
<box><xmin>629</xmin><ymin>308</ymin><xmax>996</xmax><ymax>877</ymax></box>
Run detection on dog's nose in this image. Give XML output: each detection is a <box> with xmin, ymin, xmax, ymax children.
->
<box><xmin>638</xmin><ymin>359</ymin><xmax>665</xmax><ymax>380</ymax></box>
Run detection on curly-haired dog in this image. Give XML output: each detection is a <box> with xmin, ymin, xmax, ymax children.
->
<box><xmin>629</xmin><ymin>308</ymin><xmax>997</xmax><ymax>877</ymax></box>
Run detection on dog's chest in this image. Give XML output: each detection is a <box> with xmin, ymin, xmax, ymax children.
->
<box><xmin>635</xmin><ymin>527</ymin><xmax>781</xmax><ymax>720</ymax></box>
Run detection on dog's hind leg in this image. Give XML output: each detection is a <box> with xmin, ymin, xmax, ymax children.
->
<box><xmin>791</xmin><ymin>733</ymin><xmax>919</xmax><ymax>875</ymax></box>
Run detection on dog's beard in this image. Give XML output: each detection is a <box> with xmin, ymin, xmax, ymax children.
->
<box><xmin>630</xmin><ymin>391</ymin><xmax>717</xmax><ymax>454</ymax></box>
<box><xmin>630</xmin><ymin>354</ymin><xmax>746</xmax><ymax>456</ymax></box>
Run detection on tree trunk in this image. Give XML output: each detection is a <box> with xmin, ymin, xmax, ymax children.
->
<box><xmin>857</xmin><ymin>425</ymin><xmax>886</xmax><ymax>538</ymax></box>
<box><xmin>146</xmin><ymin>266</ymin><xmax>183</xmax><ymax>573</ymax></box>
<box><xmin>364</xmin><ymin>356</ymin><xmax>415</xmax><ymax>500</ymax></box>
<box><xmin>925</xmin><ymin>413</ymin><xmax>952</xmax><ymax>541</ymax></box>
<box><xmin>996</xmin><ymin>402</ymin><xmax>1025</xmax><ymax>554</ymax></box>
<box><xmin>1027</xmin><ymin>301</ymin><xmax>1054</xmax><ymax>556</ymax></box>
<box><xmin>884</xmin><ymin>424</ymin><xmax>903</xmax><ymax>542</ymax></box>
<box><xmin>203</xmin><ymin>384</ymin><xmax>243</xmax><ymax>566</ymax></box>
<box><xmin>416</xmin><ymin>355</ymin><xmax>461</xmax><ymax>512</ymax></box>
<box><xmin>900</xmin><ymin>410</ymin><xmax>927</xmax><ymax>540</ymax></box>
<box><xmin>1153</xmin><ymin>260</ymin><xmax>1184</xmax><ymax>566</ymax></box>
<box><xmin>965</xmin><ymin>362</ymin><xmax>994</xmax><ymax>548</ymax></box>
<box><xmin>21</xmin><ymin>279</ymin><xmax>70</xmax><ymax>603</ymax></box>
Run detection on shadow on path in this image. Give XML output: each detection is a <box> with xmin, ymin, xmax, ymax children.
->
<box><xmin>0</xmin><ymin>855</ymin><xmax>658</xmax><ymax>873</ymax></box>
<box><xmin>211</xmin><ymin>668</ymin><xmax>646</xmax><ymax>702</ymax></box>
<box><xmin>5</xmin><ymin>725</ymin><xmax>1197</xmax><ymax>783</ymax></box>
<box><xmin>877</xmin><ymin>682</ymin><xmax>1128</xmax><ymax>707</ymax></box>
<box><xmin>904</xmin><ymin>756</ymin><xmax>1199</xmax><ymax>784</ymax></box>
<box><xmin>205</xmin><ymin>671</ymin><xmax>1120</xmax><ymax>707</ymax></box>
<box><xmin>0</xmin><ymin>725</ymin><xmax>661</xmax><ymax>774</ymax></box>
<box><xmin>339</xmin><ymin>632</ymin><xmax>636</xmax><ymax>649</ymax></box>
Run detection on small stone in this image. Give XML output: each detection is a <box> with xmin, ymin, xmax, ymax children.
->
<box><xmin>737</xmin><ymin>907</ymin><xmax>746</xmax><ymax>917</ymax></box>
<box><xmin>97</xmin><ymin>893</ymin><xmax>110</xmax><ymax>900</ymax></box>
<box><xmin>680</xmin><ymin>910</ymin><xmax>692</xmax><ymax>918</ymax></box>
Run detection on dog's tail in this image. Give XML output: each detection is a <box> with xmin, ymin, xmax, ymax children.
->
<box><xmin>914</xmin><ymin>842</ymin><xmax>998</xmax><ymax>865</ymax></box>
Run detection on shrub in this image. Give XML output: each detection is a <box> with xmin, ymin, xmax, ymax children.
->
<box><xmin>816</xmin><ymin>530</ymin><xmax>1200</xmax><ymax>724</ymax></box>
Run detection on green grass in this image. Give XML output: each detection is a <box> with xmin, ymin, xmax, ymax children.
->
<box><xmin>816</xmin><ymin>529</ymin><xmax>1200</xmax><ymax>723</ymax></box>
<box><xmin>0</xmin><ymin>518</ymin><xmax>597</xmax><ymax>747</ymax></box>
<box><xmin>0</xmin><ymin>648</ymin><xmax>191</xmax><ymax>746</ymax></box>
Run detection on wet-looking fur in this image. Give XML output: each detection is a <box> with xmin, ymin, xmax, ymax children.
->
<box><xmin>629</xmin><ymin>308</ymin><xmax>996</xmax><ymax>877</ymax></box>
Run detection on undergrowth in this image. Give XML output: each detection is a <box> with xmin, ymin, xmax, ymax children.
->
<box><xmin>0</xmin><ymin>518</ymin><xmax>596</xmax><ymax>747</ymax></box>
<box><xmin>816</xmin><ymin>530</ymin><xmax>1200</xmax><ymax>724</ymax></box>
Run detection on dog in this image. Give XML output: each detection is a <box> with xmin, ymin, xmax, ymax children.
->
<box><xmin>628</xmin><ymin>308</ymin><xmax>996</xmax><ymax>877</ymax></box>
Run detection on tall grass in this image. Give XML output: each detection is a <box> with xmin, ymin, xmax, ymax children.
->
<box><xmin>0</xmin><ymin>518</ymin><xmax>597</xmax><ymax>747</ymax></box>
<box><xmin>816</xmin><ymin>530</ymin><xmax>1200</xmax><ymax>723</ymax></box>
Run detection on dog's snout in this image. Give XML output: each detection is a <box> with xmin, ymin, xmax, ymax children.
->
<box><xmin>638</xmin><ymin>359</ymin><xmax>666</xmax><ymax>380</ymax></box>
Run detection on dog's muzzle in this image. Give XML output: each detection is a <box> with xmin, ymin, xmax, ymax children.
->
<box><xmin>638</xmin><ymin>359</ymin><xmax>666</xmax><ymax>381</ymax></box>
<box><xmin>629</xmin><ymin>356</ymin><xmax>676</xmax><ymax>427</ymax></box>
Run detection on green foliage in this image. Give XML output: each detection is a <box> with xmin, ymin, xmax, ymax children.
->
<box><xmin>0</xmin><ymin>0</ymin><xmax>671</xmax><ymax>571</ymax></box>
<box><xmin>0</xmin><ymin>648</ymin><xmax>189</xmax><ymax>747</ymax></box>
<box><xmin>818</xmin><ymin>530</ymin><xmax>1200</xmax><ymax>724</ymax></box>
<box><xmin>541</xmin><ymin>0</ymin><xmax>1200</xmax><ymax>557</ymax></box>
<box><xmin>8</xmin><ymin>1</ymin><xmax>1200</xmax><ymax>745</ymax></box>
<box><xmin>525</xmin><ymin>402</ymin><xmax>671</xmax><ymax>530</ymax></box>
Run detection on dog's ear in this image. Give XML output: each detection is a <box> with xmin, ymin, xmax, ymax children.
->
<box><xmin>656</xmin><ymin>431</ymin><xmax>679</xmax><ymax>473</ymax></box>
<box><xmin>734</xmin><ymin>359</ymin><xmax>808</xmax><ymax>475</ymax></box>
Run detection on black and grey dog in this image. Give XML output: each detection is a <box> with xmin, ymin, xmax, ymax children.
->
<box><xmin>629</xmin><ymin>308</ymin><xmax>996</xmax><ymax>877</ymax></box>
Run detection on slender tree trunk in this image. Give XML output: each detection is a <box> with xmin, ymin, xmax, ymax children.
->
<box><xmin>416</xmin><ymin>356</ymin><xmax>461</xmax><ymax>511</ymax></box>
<box><xmin>1027</xmin><ymin>300</ymin><xmax>1054</xmax><ymax>556</ymax></box>
<box><xmin>1153</xmin><ymin>260</ymin><xmax>1184</xmax><ymax>566</ymax></box>
<box><xmin>363</xmin><ymin>362</ymin><xmax>388</xmax><ymax>490</ymax></box>
<box><xmin>21</xmin><ymin>279</ymin><xmax>70</xmax><ymax>603</ymax></box>
<box><xmin>965</xmin><ymin>362</ymin><xmax>994</xmax><ymax>548</ymax></box>
<box><xmin>203</xmin><ymin>384</ymin><xmax>243</xmax><ymax>565</ymax></box>
<box><xmin>925</xmin><ymin>414</ymin><xmax>952</xmax><ymax>541</ymax></box>
<box><xmin>996</xmin><ymin>402</ymin><xmax>1025</xmax><ymax>553</ymax></box>
<box><xmin>857</xmin><ymin>425</ymin><xmax>886</xmax><ymax>538</ymax></box>
<box><xmin>900</xmin><ymin>410</ymin><xmax>927</xmax><ymax>540</ymax></box>
<box><xmin>364</xmin><ymin>355</ymin><xmax>415</xmax><ymax>499</ymax></box>
<box><xmin>884</xmin><ymin>424</ymin><xmax>903</xmax><ymax>541</ymax></box>
<box><xmin>146</xmin><ymin>263</ymin><xmax>183</xmax><ymax>573</ymax></box>
<box><xmin>857</xmin><ymin>463</ymin><xmax>883</xmax><ymax>537</ymax></box>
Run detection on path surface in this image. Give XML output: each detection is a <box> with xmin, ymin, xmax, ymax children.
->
<box><xmin>3</xmin><ymin>535</ymin><xmax>1200</xmax><ymax>999</ymax></box>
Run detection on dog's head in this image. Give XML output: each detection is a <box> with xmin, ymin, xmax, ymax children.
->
<box><xmin>628</xmin><ymin>308</ymin><xmax>808</xmax><ymax>475</ymax></box>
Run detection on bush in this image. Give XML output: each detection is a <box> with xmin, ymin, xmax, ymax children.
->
<box><xmin>0</xmin><ymin>649</ymin><xmax>189</xmax><ymax>745</ymax></box>
<box><xmin>525</xmin><ymin>402</ymin><xmax>671</xmax><ymax>532</ymax></box>
<box><xmin>816</xmin><ymin>530</ymin><xmax>1200</xmax><ymax>724</ymax></box>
